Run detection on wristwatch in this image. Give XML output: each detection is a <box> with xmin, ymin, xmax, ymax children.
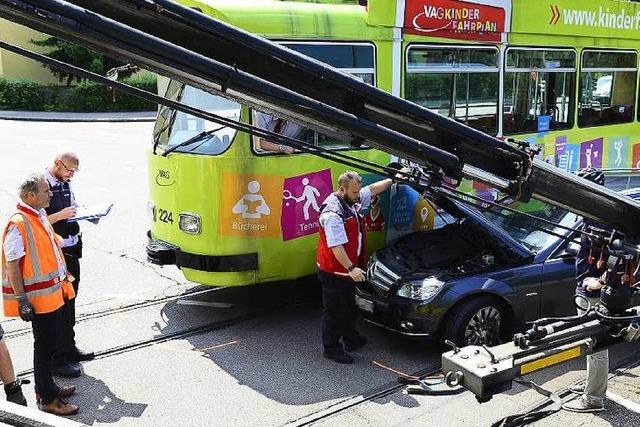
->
<box><xmin>347</xmin><ymin>264</ymin><xmax>356</xmax><ymax>272</ymax></box>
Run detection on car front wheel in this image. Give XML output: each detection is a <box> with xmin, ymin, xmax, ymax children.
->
<box><xmin>442</xmin><ymin>297</ymin><xmax>505</xmax><ymax>347</ymax></box>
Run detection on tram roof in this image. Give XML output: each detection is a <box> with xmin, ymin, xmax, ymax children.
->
<box><xmin>184</xmin><ymin>1</ymin><xmax>640</xmax><ymax>46</ymax></box>
<box><xmin>181</xmin><ymin>0</ymin><xmax>390</xmax><ymax>41</ymax></box>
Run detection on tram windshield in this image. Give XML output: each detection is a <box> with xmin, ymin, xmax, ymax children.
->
<box><xmin>153</xmin><ymin>82</ymin><xmax>241</xmax><ymax>155</ymax></box>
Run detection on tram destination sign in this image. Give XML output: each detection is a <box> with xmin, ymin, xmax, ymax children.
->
<box><xmin>403</xmin><ymin>0</ymin><xmax>511</xmax><ymax>42</ymax></box>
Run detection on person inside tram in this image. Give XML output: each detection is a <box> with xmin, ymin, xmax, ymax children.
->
<box><xmin>255</xmin><ymin>111</ymin><xmax>301</xmax><ymax>154</ymax></box>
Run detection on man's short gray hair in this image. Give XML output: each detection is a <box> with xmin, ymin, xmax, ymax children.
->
<box><xmin>18</xmin><ymin>173</ymin><xmax>44</xmax><ymax>200</ymax></box>
<box><xmin>338</xmin><ymin>170</ymin><xmax>362</xmax><ymax>187</ymax></box>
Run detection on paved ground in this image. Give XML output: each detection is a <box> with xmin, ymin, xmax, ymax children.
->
<box><xmin>0</xmin><ymin>111</ymin><xmax>156</xmax><ymax>122</ymax></box>
<box><xmin>0</xmin><ymin>119</ymin><xmax>639</xmax><ymax>426</ymax></box>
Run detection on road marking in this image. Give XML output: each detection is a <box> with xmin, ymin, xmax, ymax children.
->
<box><xmin>199</xmin><ymin>340</ymin><xmax>239</xmax><ymax>352</ymax></box>
<box><xmin>372</xmin><ymin>360</ymin><xmax>418</xmax><ymax>380</ymax></box>
<box><xmin>606</xmin><ymin>391</ymin><xmax>640</xmax><ymax>414</ymax></box>
<box><xmin>177</xmin><ymin>300</ymin><xmax>233</xmax><ymax>309</ymax></box>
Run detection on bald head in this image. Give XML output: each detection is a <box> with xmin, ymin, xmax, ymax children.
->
<box><xmin>50</xmin><ymin>152</ymin><xmax>80</xmax><ymax>182</ymax></box>
<box><xmin>56</xmin><ymin>152</ymin><xmax>79</xmax><ymax>164</ymax></box>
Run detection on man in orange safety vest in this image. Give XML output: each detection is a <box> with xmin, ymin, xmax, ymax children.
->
<box><xmin>1</xmin><ymin>173</ymin><xmax>78</xmax><ymax>416</ymax></box>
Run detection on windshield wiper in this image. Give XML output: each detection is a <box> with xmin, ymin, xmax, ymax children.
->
<box><xmin>161</xmin><ymin>126</ymin><xmax>224</xmax><ymax>157</ymax></box>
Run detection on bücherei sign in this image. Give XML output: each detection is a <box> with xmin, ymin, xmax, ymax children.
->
<box><xmin>403</xmin><ymin>0</ymin><xmax>511</xmax><ymax>42</ymax></box>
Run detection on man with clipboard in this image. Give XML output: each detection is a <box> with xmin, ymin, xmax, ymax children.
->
<box><xmin>45</xmin><ymin>153</ymin><xmax>95</xmax><ymax>378</ymax></box>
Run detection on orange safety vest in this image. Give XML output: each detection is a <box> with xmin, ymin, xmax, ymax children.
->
<box><xmin>1</xmin><ymin>205</ymin><xmax>75</xmax><ymax>316</ymax></box>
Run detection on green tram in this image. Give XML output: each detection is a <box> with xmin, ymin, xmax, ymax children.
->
<box><xmin>148</xmin><ymin>0</ymin><xmax>640</xmax><ymax>286</ymax></box>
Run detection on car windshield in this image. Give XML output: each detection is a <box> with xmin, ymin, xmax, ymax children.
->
<box><xmin>481</xmin><ymin>199</ymin><xmax>580</xmax><ymax>253</ymax></box>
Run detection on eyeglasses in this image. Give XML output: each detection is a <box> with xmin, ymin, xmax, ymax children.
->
<box><xmin>59</xmin><ymin>160</ymin><xmax>79</xmax><ymax>173</ymax></box>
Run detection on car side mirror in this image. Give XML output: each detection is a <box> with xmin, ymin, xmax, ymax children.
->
<box><xmin>559</xmin><ymin>242</ymin><xmax>579</xmax><ymax>261</ymax></box>
<box><xmin>564</xmin><ymin>245</ymin><xmax>578</xmax><ymax>256</ymax></box>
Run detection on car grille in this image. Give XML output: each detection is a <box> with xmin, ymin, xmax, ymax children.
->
<box><xmin>367</xmin><ymin>258</ymin><xmax>399</xmax><ymax>297</ymax></box>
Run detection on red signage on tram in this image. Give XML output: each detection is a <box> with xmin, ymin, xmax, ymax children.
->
<box><xmin>404</xmin><ymin>0</ymin><xmax>507</xmax><ymax>42</ymax></box>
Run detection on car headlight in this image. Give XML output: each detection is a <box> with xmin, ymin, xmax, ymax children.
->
<box><xmin>396</xmin><ymin>276</ymin><xmax>445</xmax><ymax>301</ymax></box>
<box><xmin>179</xmin><ymin>212</ymin><xmax>201</xmax><ymax>234</ymax></box>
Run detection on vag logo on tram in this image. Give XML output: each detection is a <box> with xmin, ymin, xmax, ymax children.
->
<box><xmin>155</xmin><ymin>169</ymin><xmax>175</xmax><ymax>186</ymax></box>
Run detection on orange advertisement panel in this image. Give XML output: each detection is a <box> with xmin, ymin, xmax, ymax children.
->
<box><xmin>219</xmin><ymin>172</ymin><xmax>282</xmax><ymax>237</ymax></box>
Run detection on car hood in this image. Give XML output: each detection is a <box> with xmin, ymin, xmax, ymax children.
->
<box><xmin>431</xmin><ymin>190</ymin><xmax>533</xmax><ymax>259</ymax></box>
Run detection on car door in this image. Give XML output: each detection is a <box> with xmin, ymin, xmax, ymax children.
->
<box><xmin>539</xmin><ymin>238</ymin><xmax>579</xmax><ymax>318</ymax></box>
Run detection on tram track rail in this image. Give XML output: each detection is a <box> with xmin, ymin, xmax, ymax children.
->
<box><xmin>15</xmin><ymin>300</ymin><xmax>308</xmax><ymax>379</ymax></box>
<box><xmin>288</xmin><ymin>347</ymin><xmax>640</xmax><ymax>426</ymax></box>
<box><xmin>287</xmin><ymin>364</ymin><xmax>442</xmax><ymax>427</ymax></box>
<box><xmin>1</xmin><ymin>286</ymin><xmax>224</xmax><ymax>340</ymax></box>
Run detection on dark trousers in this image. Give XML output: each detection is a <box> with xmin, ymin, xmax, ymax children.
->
<box><xmin>54</xmin><ymin>249</ymin><xmax>80</xmax><ymax>364</ymax></box>
<box><xmin>33</xmin><ymin>308</ymin><xmax>62</xmax><ymax>404</ymax></box>
<box><xmin>318</xmin><ymin>270</ymin><xmax>360</xmax><ymax>353</ymax></box>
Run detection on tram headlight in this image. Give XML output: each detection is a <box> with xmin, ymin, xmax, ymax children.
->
<box><xmin>147</xmin><ymin>202</ymin><xmax>155</xmax><ymax>221</ymax></box>
<box><xmin>179</xmin><ymin>212</ymin><xmax>201</xmax><ymax>234</ymax></box>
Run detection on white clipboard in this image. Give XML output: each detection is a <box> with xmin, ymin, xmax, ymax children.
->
<box><xmin>67</xmin><ymin>203</ymin><xmax>114</xmax><ymax>222</ymax></box>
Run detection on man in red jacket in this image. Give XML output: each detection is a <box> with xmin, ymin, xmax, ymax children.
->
<box><xmin>317</xmin><ymin>171</ymin><xmax>393</xmax><ymax>364</ymax></box>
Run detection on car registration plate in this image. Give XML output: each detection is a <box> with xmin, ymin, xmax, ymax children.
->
<box><xmin>355</xmin><ymin>295</ymin><xmax>374</xmax><ymax>313</ymax></box>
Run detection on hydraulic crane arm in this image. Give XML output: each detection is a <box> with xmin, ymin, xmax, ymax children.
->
<box><xmin>1</xmin><ymin>0</ymin><xmax>640</xmax><ymax>239</ymax></box>
<box><xmin>40</xmin><ymin>0</ymin><xmax>528</xmax><ymax>182</ymax></box>
<box><xmin>0</xmin><ymin>0</ymin><xmax>460</xmax><ymax>177</ymax></box>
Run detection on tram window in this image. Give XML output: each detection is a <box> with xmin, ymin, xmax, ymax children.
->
<box><xmin>153</xmin><ymin>84</ymin><xmax>241</xmax><ymax>155</ymax></box>
<box><xmin>253</xmin><ymin>42</ymin><xmax>376</xmax><ymax>154</ymax></box>
<box><xmin>503</xmin><ymin>49</ymin><xmax>576</xmax><ymax>135</ymax></box>
<box><xmin>405</xmin><ymin>46</ymin><xmax>499</xmax><ymax>135</ymax></box>
<box><xmin>578</xmin><ymin>50</ymin><xmax>637</xmax><ymax>127</ymax></box>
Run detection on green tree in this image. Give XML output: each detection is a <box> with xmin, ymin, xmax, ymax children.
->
<box><xmin>30</xmin><ymin>37</ymin><xmax>122</xmax><ymax>85</ymax></box>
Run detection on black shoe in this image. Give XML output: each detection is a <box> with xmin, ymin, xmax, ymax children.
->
<box><xmin>344</xmin><ymin>336</ymin><xmax>367</xmax><ymax>352</ymax></box>
<box><xmin>69</xmin><ymin>348</ymin><xmax>95</xmax><ymax>362</ymax></box>
<box><xmin>52</xmin><ymin>361</ymin><xmax>82</xmax><ymax>378</ymax></box>
<box><xmin>323</xmin><ymin>351</ymin><xmax>354</xmax><ymax>364</ymax></box>
<box><xmin>4</xmin><ymin>379</ymin><xmax>28</xmax><ymax>406</ymax></box>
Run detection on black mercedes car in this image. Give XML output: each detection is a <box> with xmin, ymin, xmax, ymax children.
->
<box><xmin>357</xmin><ymin>186</ymin><xmax>640</xmax><ymax>346</ymax></box>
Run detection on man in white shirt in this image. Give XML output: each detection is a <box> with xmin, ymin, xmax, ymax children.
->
<box><xmin>316</xmin><ymin>171</ymin><xmax>394</xmax><ymax>363</ymax></box>
<box><xmin>44</xmin><ymin>153</ymin><xmax>94</xmax><ymax>379</ymax></box>
<box><xmin>2</xmin><ymin>173</ymin><xmax>78</xmax><ymax>415</ymax></box>
<box><xmin>255</xmin><ymin>112</ymin><xmax>301</xmax><ymax>154</ymax></box>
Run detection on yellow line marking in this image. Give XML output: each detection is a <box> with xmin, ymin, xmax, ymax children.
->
<box><xmin>520</xmin><ymin>347</ymin><xmax>581</xmax><ymax>375</ymax></box>
<box><xmin>198</xmin><ymin>340</ymin><xmax>239</xmax><ymax>352</ymax></box>
<box><xmin>372</xmin><ymin>360</ymin><xmax>418</xmax><ymax>380</ymax></box>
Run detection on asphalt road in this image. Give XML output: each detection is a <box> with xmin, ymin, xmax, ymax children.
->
<box><xmin>0</xmin><ymin>120</ymin><xmax>638</xmax><ymax>426</ymax></box>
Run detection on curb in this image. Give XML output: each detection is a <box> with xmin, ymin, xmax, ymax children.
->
<box><xmin>0</xmin><ymin>111</ymin><xmax>156</xmax><ymax>123</ymax></box>
<box><xmin>0</xmin><ymin>401</ymin><xmax>86</xmax><ymax>427</ymax></box>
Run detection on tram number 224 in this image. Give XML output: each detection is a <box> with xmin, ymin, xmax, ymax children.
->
<box><xmin>152</xmin><ymin>206</ymin><xmax>174</xmax><ymax>224</ymax></box>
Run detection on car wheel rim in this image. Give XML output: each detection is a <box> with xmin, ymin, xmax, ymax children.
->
<box><xmin>464</xmin><ymin>306</ymin><xmax>502</xmax><ymax>346</ymax></box>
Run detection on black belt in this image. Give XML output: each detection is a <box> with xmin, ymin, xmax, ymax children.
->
<box><xmin>62</xmin><ymin>235</ymin><xmax>82</xmax><ymax>258</ymax></box>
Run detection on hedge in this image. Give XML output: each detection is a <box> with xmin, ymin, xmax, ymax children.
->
<box><xmin>0</xmin><ymin>79</ymin><xmax>47</xmax><ymax>111</ymax></box>
<box><xmin>0</xmin><ymin>74</ymin><xmax>157</xmax><ymax>112</ymax></box>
